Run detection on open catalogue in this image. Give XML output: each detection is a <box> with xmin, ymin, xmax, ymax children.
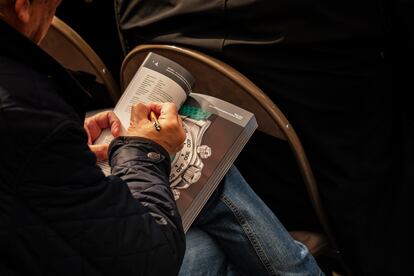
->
<box><xmin>94</xmin><ymin>52</ymin><xmax>257</xmax><ymax>232</ymax></box>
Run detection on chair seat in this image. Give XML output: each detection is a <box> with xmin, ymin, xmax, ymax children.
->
<box><xmin>289</xmin><ymin>231</ymin><xmax>329</xmax><ymax>257</ymax></box>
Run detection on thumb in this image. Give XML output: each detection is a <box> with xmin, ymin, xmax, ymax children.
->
<box><xmin>130</xmin><ymin>103</ymin><xmax>150</xmax><ymax>125</ymax></box>
<box><xmin>84</xmin><ymin>122</ymin><xmax>92</xmax><ymax>145</ymax></box>
<box><xmin>89</xmin><ymin>144</ymin><xmax>109</xmax><ymax>161</ymax></box>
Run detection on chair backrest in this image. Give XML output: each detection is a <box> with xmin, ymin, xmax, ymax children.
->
<box><xmin>40</xmin><ymin>17</ymin><xmax>121</xmax><ymax>103</ymax></box>
<box><xmin>121</xmin><ymin>44</ymin><xmax>338</xmax><ymax>251</ymax></box>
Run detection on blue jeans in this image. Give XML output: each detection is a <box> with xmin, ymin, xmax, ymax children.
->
<box><xmin>179</xmin><ymin>166</ymin><xmax>323</xmax><ymax>276</ymax></box>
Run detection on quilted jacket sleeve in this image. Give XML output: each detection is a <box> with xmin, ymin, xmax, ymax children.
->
<box><xmin>16</xmin><ymin>116</ymin><xmax>185</xmax><ymax>276</ymax></box>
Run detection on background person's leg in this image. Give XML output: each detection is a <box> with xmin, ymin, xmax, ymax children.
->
<box><xmin>179</xmin><ymin>227</ymin><xmax>240</xmax><ymax>276</ymax></box>
<box><xmin>195</xmin><ymin>166</ymin><xmax>323</xmax><ymax>276</ymax></box>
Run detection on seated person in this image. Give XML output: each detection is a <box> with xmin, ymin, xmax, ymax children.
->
<box><xmin>0</xmin><ymin>0</ymin><xmax>322</xmax><ymax>275</ymax></box>
<box><xmin>86</xmin><ymin>111</ymin><xmax>323</xmax><ymax>276</ymax></box>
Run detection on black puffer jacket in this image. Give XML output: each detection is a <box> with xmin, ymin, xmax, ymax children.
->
<box><xmin>0</xmin><ymin>20</ymin><xmax>185</xmax><ymax>276</ymax></box>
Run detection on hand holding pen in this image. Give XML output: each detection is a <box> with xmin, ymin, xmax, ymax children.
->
<box><xmin>126</xmin><ymin>102</ymin><xmax>185</xmax><ymax>155</ymax></box>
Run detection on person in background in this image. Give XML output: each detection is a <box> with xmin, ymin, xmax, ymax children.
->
<box><xmin>0</xmin><ymin>0</ymin><xmax>323</xmax><ymax>275</ymax></box>
<box><xmin>115</xmin><ymin>0</ymin><xmax>401</xmax><ymax>274</ymax></box>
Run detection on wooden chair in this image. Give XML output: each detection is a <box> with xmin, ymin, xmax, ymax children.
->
<box><xmin>39</xmin><ymin>16</ymin><xmax>121</xmax><ymax>103</ymax></box>
<box><xmin>121</xmin><ymin>44</ymin><xmax>340</xmax><ymax>259</ymax></box>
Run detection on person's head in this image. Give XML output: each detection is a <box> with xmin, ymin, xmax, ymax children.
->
<box><xmin>0</xmin><ymin>0</ymin><xmax>62</xmax><ymax>44</ymax></box>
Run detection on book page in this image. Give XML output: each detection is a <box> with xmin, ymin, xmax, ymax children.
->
<box><xmin>94</xmin><ymin>52</ymin><xmax>194</xmax><ymax>146</ymax></box>
<box><xmin>93</xmin><ymin>52</ymin><xmax>195</xmax><ymax>173</ymax></box>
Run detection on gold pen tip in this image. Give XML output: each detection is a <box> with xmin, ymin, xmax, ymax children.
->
<box><xmin>150</xmin><ymin>111</ymin><xmax>161</xmax><ymax>131</ymax></box>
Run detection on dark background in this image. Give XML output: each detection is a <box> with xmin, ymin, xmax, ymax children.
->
<box><xmin>56</xmin><ymin>0</ymin><xmax>124</xmax><ymax>84</ymax></box>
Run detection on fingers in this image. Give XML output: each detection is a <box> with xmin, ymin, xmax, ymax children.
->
<box><xmin>83</xmin><ymin>121</ymin><xmax>92</xmax><ymax>145</ymax></box>
<box><xmin>146</xmin><ymin>102</ymin><xmax>163</xmax><ymax>114</ymax></box>
<box><xmin>106</xmin><ymin>112</ymin><xmax>121</xmax><ymax>137</ymax></box>
<box><xmin>84</xmin><ymin>111</ymin><xmax>121</xmax><ymax>142</ymax></box>
<box><xmin>126</xmin><ymin>102</ymin><xmax>185</xmax><ymax>155</ymax></box>
<box><xmin>147</xmin><ymin>102</ymin><xmax>179</xmax><ymax>120</ymax></box>
<box><xmin>130</xmin><ymin>103</ymin><xmax>150</xmax><ymax>126</ymax></box>
<box><xmin>95</xmin><ymin>111</ymin><xmax>120</xmax><ymax>137</ymax></box>
<box><xmin>88</xmin><ymin>144</ymin><xmax>109</xmax><ymax>161</ymax></box>
<box><xmin>147</xmin><ymin>102</ymin><xmax>182</xmax><ymax>131</ymax></box>
<box><xmin>177</xmin><ymin>113</ymin><xmax>184</xmax><ymax>128</ymax></box>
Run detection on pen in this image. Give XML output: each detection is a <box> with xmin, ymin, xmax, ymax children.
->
<box><xmin>150</xmin><ymin>111</ymin><xmax>161</xmax><ymax>131</ymax></box>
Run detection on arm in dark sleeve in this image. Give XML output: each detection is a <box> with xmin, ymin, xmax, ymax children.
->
<box><xmin>109</xmin><ymin>137</ymin><xmax>181</xmax><ymax>231</ymax></box>
<box><xmin>18</xmin><ymin>116</ymin><xmax>185</xmax><ymax>275</ymax></box>
<box><xmin>109</xmin><ymin>136</ymin><xmax>186</xmax><ymax>264</ymax></box>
